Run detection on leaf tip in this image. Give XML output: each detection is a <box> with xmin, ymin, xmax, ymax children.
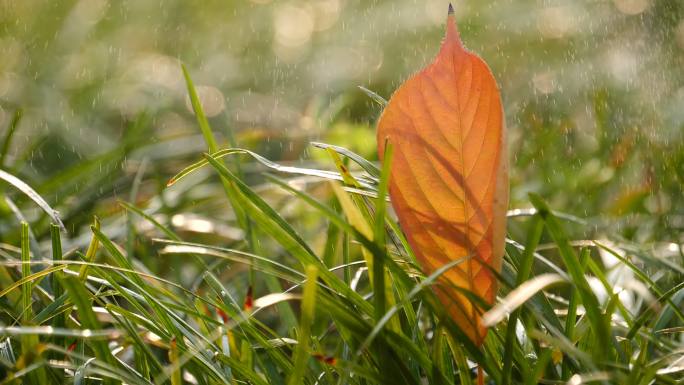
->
<box><xmin>444</xmin><ymin>3</ymin><xmax>462</xmax><ymax>47</ymax></box>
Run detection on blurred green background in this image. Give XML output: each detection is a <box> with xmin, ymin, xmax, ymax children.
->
<box><xmin>0</xmin><ymin>0</ymin><xmax>682</xmax><ymax>247</ymax></box>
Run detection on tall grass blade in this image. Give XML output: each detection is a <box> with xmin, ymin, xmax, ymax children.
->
<box><xmin>0</xmin><ymin>108</ymin><xmax>22</xmax><ymax>168</ymax></box>
<box><xmin>20</xmin><ymin>222</ymin><xmax>33</xmax><ymax>323</ymax></box>
<box><xmin>287</xmin><ymin>265</ymin><xmax>318</xmax><ymax>385</ymax></box>
<box><xmin>501</xmin><ymin>215</ymin><xmax>543</xmax><ymax>385</ymax></box>
<box><xmin>373</xmin><ymin>142</ymin><xmax>392</xmax><ymax>322</ymax></box>
<box><xmin>181</xmin><ymin>64</ymin><xmax>218</xmax><ymax>153</ymax></box>
<box><xmin>563</xmin><ymin>247</ymin><xmax>589</xmax><ymax>379</ymax></box>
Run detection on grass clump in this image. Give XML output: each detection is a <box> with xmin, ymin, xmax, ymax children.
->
<box><xmin>0</xmin><ymin>69</ymin><xmax>681</xmax><ymax>385</ymax></box>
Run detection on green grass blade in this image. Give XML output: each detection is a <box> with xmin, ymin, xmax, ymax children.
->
<box><xmin>447</xmin><ymin>336</ymin><xmax>474</xmax><ymax>385</ymax></box>
<box><xmin>357</xmin><ymin>85</ymin><xmax>389</xmax><ymax>107</ymax></box>
<box><xmin>373</xmin><ymin>142</ymin><xmax>392</xmax><ymax>323</ymax></box>
<box><xmin>50</xmin><ymin>224</ymin><xmax>64</xmax><ymax>302</ymax></box>
<box><xmin>310</xmin><ymin>141</ymin><xmax>381</xmax><ymax>179</ymax></box>
<box><xmin>18</xmin><ymin>222</ymin><xmax>47</xmax><ymax>385</ymax></box>
<box><xmin>562</xmin><ymin>248</ymin><xmax>589</xmax><ymax>379</ymax></box>
<box><xmin>287</xmin><ymin>265</ymin><xmax>319</xmax><ymax>385</ymax></box>
<box><xmin>593</xmin><ymin>240</ymin><xmax>684</xmax><ymax>324</ymax></box>
<box><xmin>501</xmin><ymin>214</ymin><xmax>543</xmax><ymax>385</ymax></box>
<box><xmin>0</xmin><ymin>265</ymin><xmax>67</xmax><ymax>299</ymax></box>
<box><xmin>181</xmin><ymin>64</ymin><xmax>218</xmax><ymax>153</ymax></box>
<box><xmin>167</xmin><ymin>147</ymin><xmax>352</xmax><ymax>188</ymax></box>
<box><xmin>202</xmin><ymin>154</ymin><xmax>320</xmax><ymax>268</ymax></box>
<box><xmin>357</xmin><ymin>259</ymin><xmax>463</xmax><ymax>354</ymax></box>
<box><xmin>79</xmin><ymin>216</ymin><xmax>101</xmax><ymax>280</ymax></box>
<box><xmin>180</xmin><ymin>64</ymin><xmax>253</xmax><ymax>264</ymax></box>
<box><xmin>20</xmin><ymin>222</ymin><xmax>33</xmax><ymax>322</ymax></box>
<box><xmin>529</xmin><ymin>193</ymin><xmax>614</xmax><ymax>362</ymax></box>
<box><xmin>0</xmin><ymin>169</ymin><xmax>66</xmax><ymax>231</ymax></box>
<box><xmin>0</xmin><ymin>108</ymin><xmax>22</xmax><ymax>168</ymax></box>
<box><xmin>59</xmin><ymin>274</ymin><xmax>117</xmax><ymax>382</ymax></box>
<box><xmin>119</xmin><ymin>201</ymin><xmax>181</xmax><ymax>241</ymax></box>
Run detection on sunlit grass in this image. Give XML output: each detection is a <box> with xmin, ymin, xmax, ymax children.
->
<box><xmin>0</xmin><ymin>66</ymin><xmax>682</xmax><ymax>384</ymax></box>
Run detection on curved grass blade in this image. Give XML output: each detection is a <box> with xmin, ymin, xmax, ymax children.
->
<box><xmin>358</xmin><ymin>85</ymin><xmax>388</xmax><ymax>107</ymax></box>
<box><xmin>0</xmin><ymin>169</ymin><xmax>66</xmax><ymax>232</ymax></box>
<box><xmin>119</xmin><ymin>200</ymin><xmax>180</xmax><ymax>241</ymax></box>
<box><xmin>482</xmin><ymin>273</ymin><xmax>567</xmax><ymax>327</ymax></box>
<box><xmin>311</xmin><ymin>141</ymin><xmax>381</xmax><ymax>179</ymax></box>
<box><xmin>157</xmin><ymin>242</ymin><xmax>305</xmax><ymax>283</ymax></box>
<box><xmin>202</xmin><ymin>154</ymin><xmax>320</xmax><ymax>265</ymax></box>
<box><xmin>167</xmin><ymin>148</ymin><xmax>355</xmax><ymax>187</ymax></box>
<box><xmin>0</xmin><ymin>264</ymin><xmax>67</xmax><ymax>299</ymax></box>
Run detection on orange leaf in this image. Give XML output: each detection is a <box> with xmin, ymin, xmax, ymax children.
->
<box><xmin>377</xmin><ymin>4</ymin><xmax>508</xmax><ymax>345</ymax></box>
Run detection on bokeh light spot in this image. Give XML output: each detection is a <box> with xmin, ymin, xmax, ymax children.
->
<box><xmin>185</xmin><ymin>86</ymin><xmax>226</xmax><ymax>118</ymax></box>
<box><xmin>613</xmin><ymin>0</ymin><xmax>650</xmax><ymax>15</ymax></box>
